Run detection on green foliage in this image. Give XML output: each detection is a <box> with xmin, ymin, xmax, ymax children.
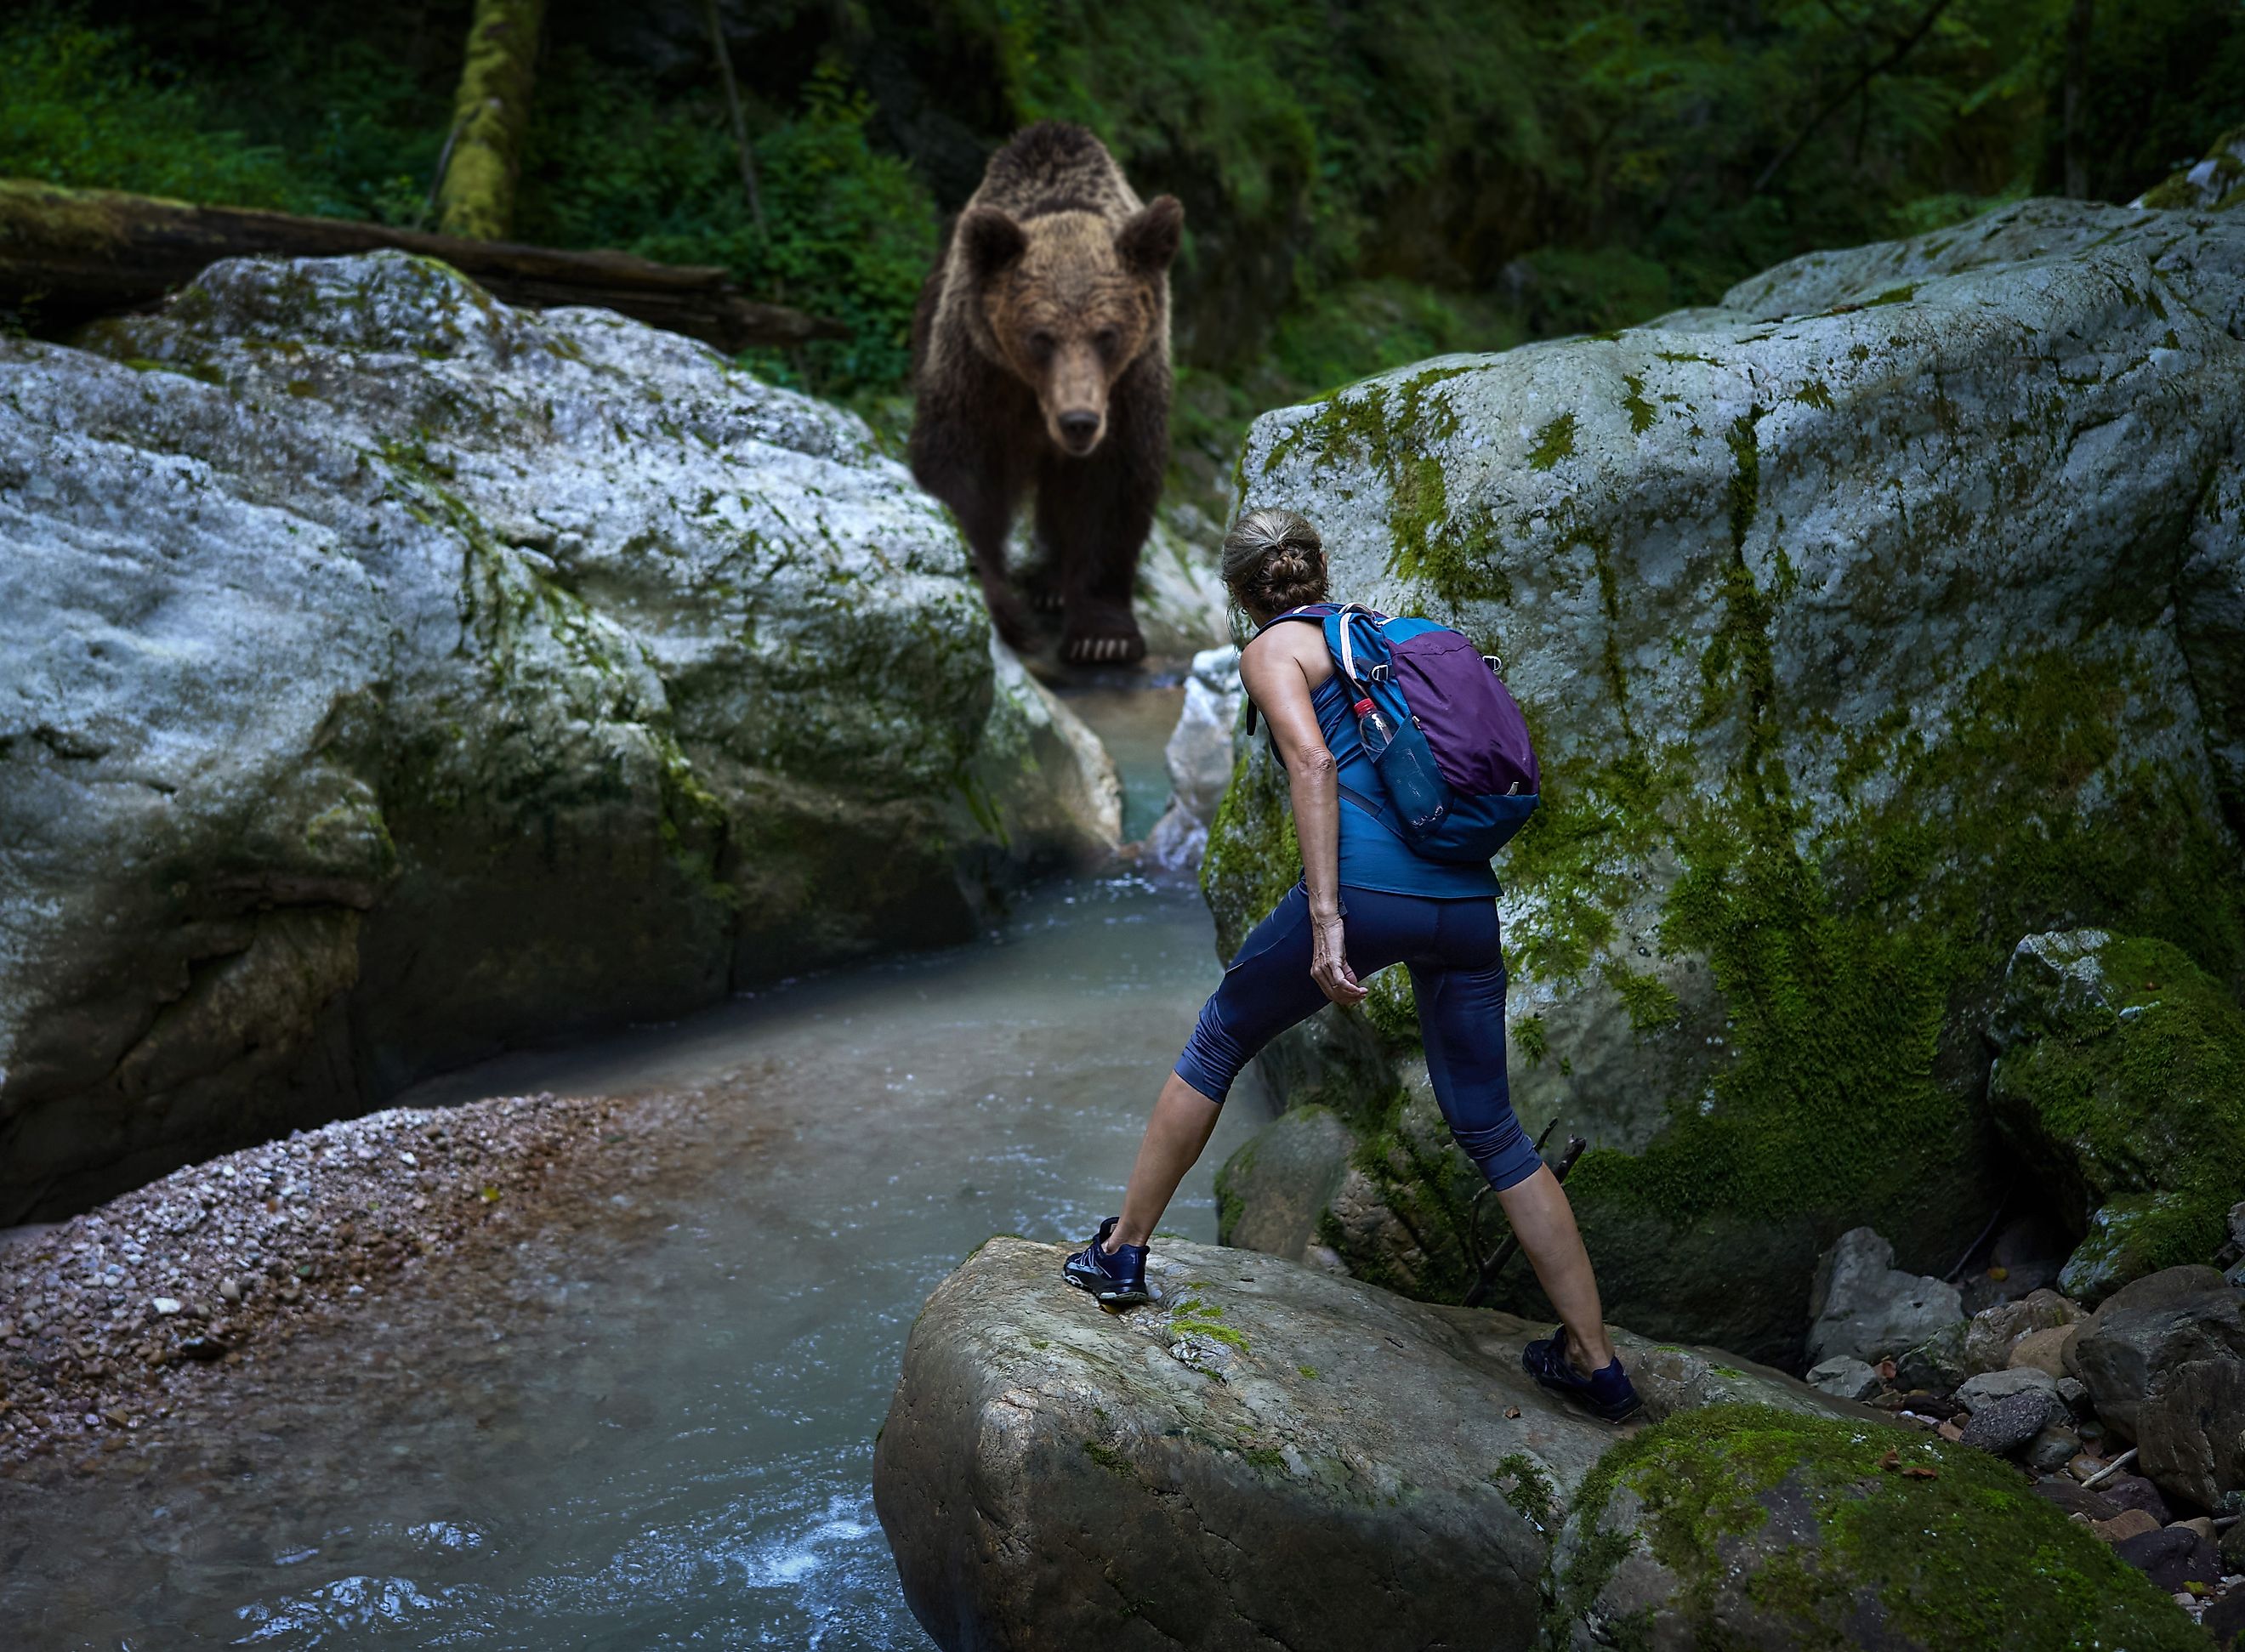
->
<box><xmin>9</xmin><ymin>0</ymin><xmax>2242</xmax><ymax>401</ymax></box>
<box><xmin>517</xmin><ymin>53</ymin><xmax>939</xmax><ymax>394</ymax></box>
<box><xmin>0</xmin><ymin>9</ymin><xmax>305</xmax><ymax>207</ymax></box>
<box><xmin>948</xmin><ymin>0</ymin><xmax>1543</xmax><ymax>308</ymax></box>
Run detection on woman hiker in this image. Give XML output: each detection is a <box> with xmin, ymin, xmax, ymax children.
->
<box><xmin>1064</xmin><ymin>506</ymin><xmax>1640</xmax><ymax>1423</ymax></box>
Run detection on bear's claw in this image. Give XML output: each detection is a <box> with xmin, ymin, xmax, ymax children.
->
<box><xmin>1062</xmin><ymin>629</ymin><xmax>1146</xmax><ymax>666</ymax></box>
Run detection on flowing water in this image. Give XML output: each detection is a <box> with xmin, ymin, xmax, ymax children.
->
<box><xmin>3</xmin><ymin>682</ymin><xmax>1266</xmax><ymax>1649</ymax></box>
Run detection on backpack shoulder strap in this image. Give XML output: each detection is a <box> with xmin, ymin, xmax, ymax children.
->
<box><xmin>1243</xmin><ymin>604</ymin><xmax>1340</xmax><ymax>735</ymax></box>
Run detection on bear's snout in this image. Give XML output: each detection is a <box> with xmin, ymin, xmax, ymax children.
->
<box><xmin>1055</xmin><ymin>409</ymin><xmax>1104</xmax><ymax>452</ymax></box>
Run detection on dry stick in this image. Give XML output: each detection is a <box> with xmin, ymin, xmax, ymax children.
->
<box><xmin>2082</xmin><ymin>1446</ymin><xmax>2139</xmax><ymax>1489</ymax></box>
<box><xmin>418</xmin><ymin>116</ymin><xmax>469</xmax><ymax>232</ymax></box>
<box><xmin>1944</xmin><ymin>1198</ymin><xmax>2008</xmax><ymax>1283</ymax></box>
<box><xmin>1464</xmin><ymin>1116</ymin><xmax>1559</xmax><ymax>1274</ymax></box>
<box><xmin>1463</xmin><ymin>1134</ymin><xmax>1589</xmax><ymax>1309</ymax></box>
<box><xmin>1751</xmin><ymin>0</ymin><xmax>1960</xmax><ymax>195</ymax></box>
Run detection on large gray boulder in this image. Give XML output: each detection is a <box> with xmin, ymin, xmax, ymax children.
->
<box><xmin>872</xmin><ymin>1235</ymin><xmax>1861</xmax><ymax>1652</ymax></box>
<box><xmin>1208</xmin><ymin>198</ymin><xmax>2245</xmax><ymax>1361</ymax></box>
<box><xmin>0</xmin><ymin>253</ymin><xmax>1117</xmax><ymax>1220</ymax></box>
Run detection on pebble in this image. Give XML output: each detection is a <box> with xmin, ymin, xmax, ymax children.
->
<box><xmin>1958</xmin><ymin>1388</ymin><xmax>2064</xmax><ymax>1456</ymax></box>
<box><xmin>2096</xmin><ymin>1508</ymin><xmax>2163</xmax><ymax>1543</ymax></box>
<box><xmin>150</xmin><ymin>1298</ymin><xmax>180</xmax><ymax>1316</ymax></box>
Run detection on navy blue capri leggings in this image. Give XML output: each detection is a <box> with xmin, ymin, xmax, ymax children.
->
<box><xmin>1174</xmin><ymin>882</ymin><xmax>1543</xmax><ymax>1191</ymax></box>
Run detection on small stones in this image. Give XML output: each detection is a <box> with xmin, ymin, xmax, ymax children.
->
<box><xmin>2096</xmin><ymin>1508</ymin><xmax>2163</xmax><ymax>1543</ymax></box>
<box><xmin>2026</xmin><ymin>1423</ymin><xmax>2084</xmax><ymax>1473</ymax></box>
<box><xmin>0</xmin><ymin>1089</ymin><xmax>656</xmax><ymax>1469</ymax></box>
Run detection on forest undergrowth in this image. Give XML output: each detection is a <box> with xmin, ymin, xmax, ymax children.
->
<box><xmin>5</xmin><ymin>0</ymin><xmax>2241</xmax><ymax>488</ymax></box>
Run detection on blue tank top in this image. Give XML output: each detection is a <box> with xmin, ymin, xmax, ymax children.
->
<box><xmin>1309</xmin><ymin>676</ymin><xmax>1499</xmax><ymax>899</ymax></box>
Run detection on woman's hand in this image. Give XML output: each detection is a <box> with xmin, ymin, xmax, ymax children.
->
<box><xmin>1310</xmin><ymin>908</ymin><xmax>1366</xmax><ymax>1006</ymax></box>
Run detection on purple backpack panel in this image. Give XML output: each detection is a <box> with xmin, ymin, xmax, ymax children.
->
<box><xmin>1390</xmin><ymin>628</ymin><xmax>1541</xmax><ymax>798</ymax></box>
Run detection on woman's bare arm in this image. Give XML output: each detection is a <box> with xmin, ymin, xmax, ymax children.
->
<box><xmin>1240</xmin><ymin>627</ymin><xmax>1365</xmax><ymax>1005</ymax></box>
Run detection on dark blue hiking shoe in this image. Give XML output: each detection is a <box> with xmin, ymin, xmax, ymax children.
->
<box><xmin>1523</xmin><ymin>1326</ymin><xmax>1642</xmax><ymax>1423</ymax></box>
<box><xmin>1064</xmin><ymin>1217</ymin><xmax>1152</xmax><ymax>1307</ymax></box>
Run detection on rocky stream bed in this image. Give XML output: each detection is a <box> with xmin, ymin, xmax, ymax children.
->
<box><xmin>4</xmin><ymin>174</ymin><xmax>2245</xmax><ymax>1649</ymax></box>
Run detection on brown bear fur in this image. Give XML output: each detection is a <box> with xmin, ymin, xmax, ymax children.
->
<box><xmin>909</xmin><ymin>122</ymin><xmax>1182</xmax><ymax>665</ymax></box>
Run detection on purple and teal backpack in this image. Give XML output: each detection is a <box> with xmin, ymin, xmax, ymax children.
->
<box><xmin>1256</xmin><ymin>602</ymin><xmax>1540</xmax><ymax>864</ymax></box>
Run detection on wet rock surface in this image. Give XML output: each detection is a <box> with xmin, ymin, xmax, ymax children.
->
<box><xmin>1143</xmin><ymin>644</ymin><xmax>1243</xmax><ymax>874</ymax></box>
<box><xmin>872</xmin><ymin>1235</ymin><xmax>1861</xmax><ymax>1652</ymax></box>
<box><xmin>0</xmin><ymin>252</ymin><xmax>1122</xmax><ymax>1221</ymax></box>
<box><xmin>1208</xmin><ymin>198</ymin><xmax>2245</xmax><ymax>1360</ymax></box>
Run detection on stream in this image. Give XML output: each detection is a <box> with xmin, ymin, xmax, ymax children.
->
<box><xmin>2</xmin><ymin>681</ymin><xmax>1267</xmax><ymax>1649</ymax></box>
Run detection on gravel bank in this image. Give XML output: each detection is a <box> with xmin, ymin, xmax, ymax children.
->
<box><xmin>0</xmin><ymin>1090</ymin><xmax>691</xmax><ymax>1474</ymax></box>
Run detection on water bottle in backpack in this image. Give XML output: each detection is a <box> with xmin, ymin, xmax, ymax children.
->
<box><xmin>1350</xmin><ymin>695</ymin><xmax>1451</xmax><ymax>837</ymax></box>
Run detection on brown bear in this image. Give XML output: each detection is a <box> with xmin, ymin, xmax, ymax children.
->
<box><xmin>909</xmin><ymin>122</ymin><xmax>1182</xmax><ymax>665</ymax></box>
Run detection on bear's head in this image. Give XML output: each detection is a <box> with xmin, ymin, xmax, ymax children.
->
<box><xmin>959</xmin><ymin>196</ymin><xmax>1184</xmax><ymax>457</ymax></box>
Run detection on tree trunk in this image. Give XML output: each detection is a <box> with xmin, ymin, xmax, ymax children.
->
<box><xmin>435</xmin><ymin>0</ymin><xmax>547</xmax><ymax>241</ymax></box>
<box><xmin>2063</xmin><ymin>0</ymin><xmax>2094</xmax><ymax>200</ymax></box>
<box><xmin>699</xmin><ymin>0</ymin><xmax>768</xmax><ymax>236</ymax></box>
<box><xmin>0</xmin><ymin>179</ymin><xmax>844</xmax><ymax>351</ymax></box>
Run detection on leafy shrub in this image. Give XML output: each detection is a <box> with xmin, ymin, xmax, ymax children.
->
<box><xmin>517</xmin><ymin>52</ymin><xmax>939</xmax><ymax>395</ymax></box>
<box><xmin>0</xmin><ymin>8</ymin><xmax>304</xmax><ymax>207</ymax></box>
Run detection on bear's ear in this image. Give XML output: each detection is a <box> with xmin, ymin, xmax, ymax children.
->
<box><xmin>958</xmin><ymin>207</ymin><xmax>1026</xmax><ymax>279</ymax></box>
<box><xmin>1116</xmin><ymin>196</ymin><xmax>1184</xmax><ymax>275</ymax></box>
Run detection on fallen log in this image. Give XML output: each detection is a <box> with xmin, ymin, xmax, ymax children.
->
<box><xmin>0</xmin><ymin>179</ymin><xmax>844</xmax><ymax>352</ymax></box>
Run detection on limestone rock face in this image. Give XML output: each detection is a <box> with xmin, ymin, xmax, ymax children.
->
<box><xmin>1987</xmin><ymin>929</ymin><xmax>2245</xmax><ymax>1303</ymax></box>
<box><xmin>1208</xmin><ymin>199</ymin><xmax>2245</xmax><ymax>1360</ymax></box>
<box><xmin>872</xmin><ymin>1235</ymin><xmax>1856</xmax><ymax>1652</ymax></box>
<box><xmin>0</xmin><ymin>253</ymin><xmax>1117</xmax><ymax>1220</ymax></box>
<box><xmin>1547</xmin><ymin>1405</ymin><xmax>2206</xmax><ymax>1651</ymax></box>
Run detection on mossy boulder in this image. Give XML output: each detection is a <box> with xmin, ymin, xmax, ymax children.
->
<box><xmin>874</xmin><ymin>1235</ymin><xmax>1869</xmax><ymax>1652</ymax></box>
<box><xmin>0</xmin><ymin>251</ymin><xmax>1117</xmax><ymax>1220</ymax></box>
<box><xmin>1208</xmin><ymin>198</ymin><xmax>2245</xmax><ymax>1363</ymax></box>
<box><xmin>1989</xmin><ymin>930</ymin><xmax>2245</xmax><ymax>1303</ymax></box>
<box><xmin>1544</xmin><ymin>1404</ymin><xmax>2204</xmax><ymax>1650</ymax></box>
<box><xmin>2135</xmin><ymin>122</ymin><xmax>2245</xmax><ymax>213</ymax></box>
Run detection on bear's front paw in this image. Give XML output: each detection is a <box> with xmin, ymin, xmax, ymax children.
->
<box><xmin>1061</xmin><ymin>614</ymin><xmax>1146</xmax><ymax>666</ymax></box>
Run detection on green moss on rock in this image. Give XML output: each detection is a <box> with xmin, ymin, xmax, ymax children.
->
<box><xmin>1201</xmin><ymin>749</ymin><xmax>1301</xmax><ymax>958</ymax></box>
<box><xmin>1548</xmin><ymin>1404</ymin><xmax>2204</xmax><ymax>1651</ymax></box>
<box><xmin>1990</xmin><ymin>930</ymin><xmax>2245</xmax><ymax>1299</ymax></box>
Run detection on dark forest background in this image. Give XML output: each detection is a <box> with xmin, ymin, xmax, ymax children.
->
<box><xmin>7</xmin><ymin>0</ymin><xmax>2242</xmax><ymax>485</ymax></box>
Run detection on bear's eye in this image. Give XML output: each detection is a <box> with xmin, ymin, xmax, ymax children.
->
<box><xmin>1028</xmin><ymin>331</ymin><xmax>1056</xmax><ymax>360</ymax></box>
<box><xmin>1094</xmin><ymin>327</ymin><xmax>1120</xmax><ymax>355</ymax></box>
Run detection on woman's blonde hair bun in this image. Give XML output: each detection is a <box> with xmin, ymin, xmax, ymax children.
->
<box><xmin>1222</xmin><ymin>507</ymin><xmax>1327</xmax><ymax>619</ymax></box>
